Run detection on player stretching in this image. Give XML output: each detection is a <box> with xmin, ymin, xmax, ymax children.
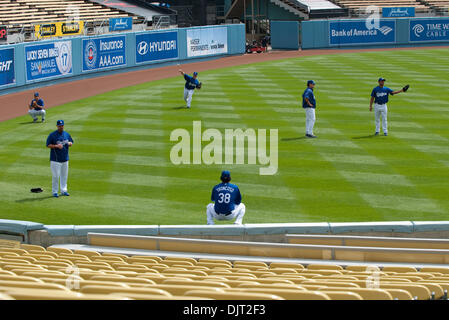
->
<box><xmin>28</xmin><ymin>92</ymin><xmax>46</xmax><ymax>123</ymax></box>
<box><xmin>179</xmin><ymin>68</ymin><xmax>201</xmax><ymax>109</ymax></box>
<box><xmin>206</xmin><ymin>170</ymin><xmax>246</xmax><ymax>225</ymax></box>
<box><xmin>302</xmin><ymin>80</ymin><xmax>317</xmax><ymax>138</ymax></box>
<box><xmin>46</xmin><ymin>120</ymin><xmax>74</xmax><ymax>198</ymax></box>
<box><xmin>370</xmin><ymin>78</ymin><xmax>409</xmax><ymax>136</ymax></box>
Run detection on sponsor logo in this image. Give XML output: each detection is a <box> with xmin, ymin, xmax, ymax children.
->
<box><xmin>0</xmin><ymin>27</ymin><xmax>6</xmax><ymax>40</ymax></box>
<box><xmin>84</xmin><ymin>40</ymin><xmax>97</xmax><ymax>70</ymax></box>
<box><xmin>137</xmin><ymin>41</ymin><xmax>148</xmax><ymax>55</ymax></box>
<box><xmin>378</xmin><ymin>25</ymin><xmax>393</xmax><ymax>35</ymax></box>
<box><xmin>412</xmin><ymin>24</ymin><xmax>425</xmax><ymax>37</ymax></box>
<box><xmin>58</xmin><ymin>42</ymin><xmax>71</xmax><ymax>74</ymax></box>
<box><xmin>61</xmin><ymin>22</ymin><xmax>80</xmax><ymax>35</ymax></box>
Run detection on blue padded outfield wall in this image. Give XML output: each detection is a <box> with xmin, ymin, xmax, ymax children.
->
<box><xmin>270</xmin><ymin>21</ymin><xmax>300</xmax><ymax>50</ymax></box>
<box><xmin>301</xmin><ymin>17</ymin><xmax>449</xmax><ymax>49</ymax></box>
<box><xmin>0</xmin><ymin>24</ymin><xmax>245</xmax><ymax>94</ymax></box>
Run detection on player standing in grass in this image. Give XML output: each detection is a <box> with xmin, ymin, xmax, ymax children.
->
<box><xmin>179</xmin><ymin>68</ymin><xmax>201</xmax><ymax>109</ymax></box>
<box><xmin>370</xmin><ymin>78</ymin><xmax>409</xmax><ymax>136</ymax></box>
<box><xmin>206</xmin><ymin>170</ymin><xmax>246</xmax><ymax>225</ymax></box>
<box><xmin>46</xmin><ymin>120</ymin><xmax>74</xmax><ymax>198</ymax></box>
<box><xmin>302</xmin><ymin>80</ymin><xmax>317</xmax><ymax>138</ymax></box>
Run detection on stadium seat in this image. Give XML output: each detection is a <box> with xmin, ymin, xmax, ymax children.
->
<box><xmin>80</xmin><ymin>285</ymin><xmax>172</xmax><ymax>297</ymax></box>
<box><xmin>318</xmin><ymin>291</ymin><xmax>363</xmax><ymax>300</ymax></box>
<box><xmin>319</xmin><ymin>287</ymin><xmax>393</xmax><ymax>300</ymax></box>
<box><xmin>301</xmin><ymin>280</ymin><xmax>360</xmax><ymax>288</ymax></box>
<box><xmin>74</xmin><ymin>250</ymin><xmax>101</xmax><ymax>258</ymax></box>
<box><xmin>378</xmin><ymin>283</ymin><xmax>431</xmax><ymax>300</ymax></box>
<box><xmin>270</xmin><ymin>262</ymin><xmax>304</xmax><ymax>270</ymax></box>
<box><xmin>20</xmin><ymin>244</ymin><xmax>45</xmax><ymax>252</ymax></box>
<box><xmin>0</xmin><ymin>281</ymin><xmax>71</xmax><ymax>291</ymax></box>
<box><xmin>109</xmin><ymin>293</ymin><xmax>213</xmax><ymax>300</ymax></box>
<box><xmin>163</xmin><ymin>257</ymin><xmax>197</xmax><ymax>264</ymax></box>
<box><xmin>46</xmin><ymin>247</ymin><xmax>73</xmax><ymax>255</ymax></box>
<box><xmin>184</xmin><ymin>289</ymin><xmax>286</xmax><ymax>300</ymax></box>
<box><xmin>307</xmin><ymin>264</ymin><xmax>344</xmax><ymax>271</ymax></box>
<box><xmin>0</xmin><ymin>293</ymin><xmax>14</xmax><ymax>300</ymax></box>
<box><xmin>420</xmin><ymin>267</ymin><xmax>449</xmax><ymax>274</ymax></box>
<box><xmin>346</xmin><ymin>265</ymin><xmax>381</xmax><ymax>272</ymax></box>
<box><xmin>198</xmin><ymin>258</ymin><xmax>232</xmax><ymax>266</ymax></box>
<box><xmin>383</xmin><ymin>266</ymin><xmax>417</xmax><ymax>273</ymax></box>
<box><xmin>162</xmin><ymin>279</ymin><xmax>230</xmax><ymax>288</ymax></box>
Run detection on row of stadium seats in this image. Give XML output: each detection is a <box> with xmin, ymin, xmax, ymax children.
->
<box><xmin>0</xmin><ymin>0</ymin><xmax>137</xmax><ymax>28</ymax></box>
<box><xmin>329</xmin><ymin>0</ymin><xmax>432</xmax><ymax>13</ymax></box>
<box><xmin>1</xmin><ymin>243</ymin><xmax>449</xmax><ymax>300</ymax></box>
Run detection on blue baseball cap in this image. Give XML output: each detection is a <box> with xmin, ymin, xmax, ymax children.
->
<box><xmin>34</xmin><ymin>92</ymin><xmax>39</xmax><ymax>97</ymax></box>
<box><xmin>378</xmin><ymin>77</ymin><xmax>386</xmax><ymax>82</ymax></box>
<box><xmin>193</xmin><ymin>72</ymin><xmax>198</xmax><ymax>76</ymax></box>
<box><xmin>56</xmin><ymin>120</ymin><xmax>64</xmax><ymax>126</ymax></box>
<box><xmin>220</xmin><ymin>170</ymin><xmax>231</xmax><ymax>180</ymax></box>
<box><xmin>307</xmin><ymin>80</ymin><xmax>315</xmax><ymax>86</ymax></box>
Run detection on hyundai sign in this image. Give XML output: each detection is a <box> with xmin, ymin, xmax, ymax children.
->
<box><xmin>136</xmin><ymin>31</ymin><xmax>178</xmax><ymax>63</ymax></box>
<box><xmin>329</xmin><ymin>20</ymin><xmax>396</xmax><ymax>46</ymax></box>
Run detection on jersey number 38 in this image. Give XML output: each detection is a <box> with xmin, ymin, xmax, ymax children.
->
<box><xmin>217</xmin><ymin>193</ymin><xmax>231</xmax><ymax>203</ymax></box>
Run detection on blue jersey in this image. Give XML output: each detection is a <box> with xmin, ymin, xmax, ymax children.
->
<box><xmin>302</xmin><ymin>88</ymin><xmax>316</xmax><ymax>108</ymax></box>
<box><xmin>30</xmin><ymin>98</ymin><xmax>44</xmax><ymax>111</ymax></box>
<box><xmin>211</xmin><ymin>182</ymin><xmax>242</xmax><ymax>214</ymax></box>
<box><xmin>184</xmin><ymin>74</ymin><xmax>199</xmax><ymax>90</ymax></box>
<box><xmin>46</xmin><ymin>130</ymin><xmax>73</xmax><ymax>162</ymax></box>
<box><xmin>371</xmin><ymin>86</ymin><xmax>393</xmax><ymax>105</ymax></box>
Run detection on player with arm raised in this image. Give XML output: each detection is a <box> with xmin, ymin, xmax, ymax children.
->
<box><xmin>179</xmin><ymin>68</ymin><xmax>201</xmax><ymax>109</ymax></box>
<box><xmin>370</xmin><ymin>78</ymin><xmax>409</xmax><ymax>136</ymax></box>
<box><xmin>206</xmin><ymin>171</ymin><xmax>246</xmax><ymax>225</ymax></box>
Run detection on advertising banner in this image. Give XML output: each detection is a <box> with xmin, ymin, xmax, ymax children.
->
<box><xmin>34</xmin><ymin>21</ymin><xmax>84</xmax><ymax>39</ymax></box>
<box><xmin>109</xmin><ymin>17</ymin><xmax>133</xmax><ymax>32</ymax></box>
<box><xmin>136</xmin><ymin>31</ymin><xmax>178</xmax><ymax>63</ymax></box>
<box><xmin>0</xmin><ymin>26</ymin><xmax>7</xmax><ymax>41</ymax></box>
<box><xmin>82</xmin><ymin>35</ymin><xmax>126</xmax><ymax>71</ymax></box>
<box><xmin>410</xmin><ymin>18</ymin><xmax>449</xmax><ymax>42</ymax></box>
<box><xmin>329</xmin><ymin>20</ymin><xmax>396</xmax><ymax>46</ymax></box>
<box><xmin>382</xmin><ymin>7</ymin><xmax>415</xmax><ymax>18</ymax></box>
<box><xmin>0</xmin><ymin>47</ymin><xmax>14</xmax><ymax>86</ymax></box>
<box><xmin>25</xmin><ymin>41</ymin><xmax>72</xmax><ymax>81</ymax></box>
<box><xmin>186</xmin><ymin>26</ymin><xmax>227</xmax><ymax>57</ymax></box>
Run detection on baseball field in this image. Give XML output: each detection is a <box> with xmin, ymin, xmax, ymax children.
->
<box><xmin>0</xmin><ymin>48</ymin><xmax>448</xmax><ymax>225</ymax></box>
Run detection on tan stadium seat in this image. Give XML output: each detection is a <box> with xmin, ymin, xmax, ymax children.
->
<box><xmin>74</xmin><ymin>250</ymin><xmax>102</xmax><ymax>258</ymax></box>
<box><xmin>262</xmin><ymin>276</ymin><xmax>309</xmax><ymax>285</ymax></box>
<box><xmin>270</xmin><ymin>262</ymin><xmax>304</xmax><ymax>270</ymax></box>
<box><xmin>410</xmin><ymin>283</ymin><xmax>444</xmax><ymax>299</ymax></box>
<box><xmin>311</xmin><ymin>275</ymin><xmax>359</xmax><ymax>281</ymax></box>
<box><xmin>100</xmin><ymin>253</ymin><xmax>129</xmax><ymax>259</ymax></box>
<box><xmin>92</xmin><ymin>276</ymin><xmax>156</xmax><ymax>286</ymax></box>
<box><xmin>0</xmin><ymin>270</ymin><xmax>15</xmax><ymax>276</ymax></box>
<box><xmin>0</xmin><ymin>293</ymin><xmax>14</xmax><ymax>300</ymax></box>
<box><xmin>346</xmin><ymin>265</ymin><xmax>381</xmax><ymax>272</ymax></box>
<box><xmin>301</xmin><ymin>280</ymin><xmax>360</xmax><ymax>288</ymax></box>
<box><xmin>47</xmin><ymin>247</ymin><xmax>73</xmax><ymax>255</ymax></box>
<box><xmin>383</xmin><ymin>289</ymin><xmax>414</xmax><ymax>300</ymax></box>
<box><xmin>318</xmin><ymin>287</ymin><xmax>393</xmax><ymax>300</ymax></box>
<box><xmin>109</xmin><ymin>293</ymin><xmax>212</xmax><ymax>300</ymax></box>
<box><xmin>74</xmin><ymin>263</ymin><xmax>114</xmax><ymax>271</ymax></box>
<box><xmin>37</xmin><ymin>278</ymin><xmax>130</xmax><ymax>289</ymax></box>
<box><xmin>420</xmin><ymin>267</ymin><xmax>449</xmax><ymax>274</ymax></box>
<box><xmin>173</xmin><ymin>265</ymin><xmax>209</xmax><ymax>271</ymax></box>
<box><xmin>218</xmin><ymin>280</ymin><xmax>260</xmax><ymax>288</ymax></box>
<box><xmin>381</xmin><ymin>275</ymin><xmax>422</xmax><ymax>282</ymax></box>
<box><xmin>4</xmin><ymin>288</ymin><xmax>84</xmax><ymax>300</ymax></box>
<box><xmin>319</xmin><ymin>291</ymin><xmax>364</xmax><ymax>300</ymax></box>
<box><xmin>378</xmin><ymin>283</ymin><xmax>431</xmax><ymax>300</ymax></box>
<box><xmin>103</xmin><ymin>271</ymin><xmax>139</xmax><ymax>278</ymax></box>
<box><xmin>307</xmin><ymin>264</ymin><xmax>344</xmax><ymax>271</ymax></box>
<box><xmin>225</xmin><ymin>287</ymin><xmax>315</xmax><ymax>299</ymax></box>
<box><xmin>234</xmin><ymin>261</ymin><xmax>268</xmax><ymax>268</ymax></box>
<box><xmin>77</xmin><ymin>271</ymin><xmax>107</xmax><ymax>280</ymax></box>
<box><xmin>162</xmin><ymin>269</ymin><xmax>208</xmax><ymax>277</ymax></box>
<box><xmin>81</xmin><ymin>285</ymin><xmax>172</xmax><ymax>297</ymax></box>
<box><xmin>233</xmin><ymin>265</ymin><xmax>268</xmax><ymax>271</ymax></box>
<box><xmin>0</xmin><ymin>275</ymin><xmax>43</xmax><ymax>283</ymax></box>
<box><xmin>0</xmin><ymin>252</ymin><xmax>19</xmax><ymax>257</ymax></box>
<box><xmin>269</xmin><ymin>268</ymin><xmax>300</xmax><ymax>275</ymax></box>
<box><xmin>91</xmin><ymin>256</ymin><xmax>125</xmax><ymax>263</ymax></box>
<box><xmin>252</xmin><ymin>278</ymin><xmax>296</xmax><ymax>285</ymax></box>
<box><xmin>198</xmin><ymin>258</ymin><xmax>232</xmax><ymax>266</ymax></box>
<box><xmin>6</xmin><ymin>266</ymin><xmax>46</xmax><ymax>273</ymax></box>
<box><xmin>162</xmin><ymin>279</ymin><xmax>230</xmax><ymax>288</ymax></box>
<box><xmin>184</xmin><ymin>289</ymin><xmax>286</xmax><ymax>300</ymax></box>
<box><xmin>116</xmin><ymin>267</ymin><xmax>158</xmax><ymax>274</ymax></box>
<box><xmin>0</xmin><ymin>281</ymin><xmax>72</xmax><ymax>292</ymax></box>
<box><xmin>127</xmin><ymin>256</ymin><xmax>163</xmax><ymax>263</ymax></box>
<box><xmin>197</xmin><ymin>262</ymin><xmax>231</xmax><ymax>269</ymax></box>
<box><xmin>237</xmin><ymin>283</ymin><xmax>305</xmax><ymax>290</ymax></box>
<box><xmin>20</xmin><ymin>244</ymin><xmax>45</xmax><ymax>252</ymax></box>
<box><xmin>22</xmin><ymin>272</ymin><xmax>83</xmax><ymax>281</ymax></box>
<box><xmin>135</xmin><ymin>275</ymin><xmax>167</xmax><ymax>284</ymax></box>
<box><xmin>299</xmin><ymin>270</ymin><xmax>343</xmax><ymax>276</ymax></box>
<box><xmin>0</xmin><ymin>248</ymin><xmax>28</xmax><ymax>255</ymax></box>
<box><xmin>383</xmin><ymin>266</ymin><xmax>418</xmax><ymax>273</ymax></box>
<box><xmin>2</xmin><ymin>256</ymin><xmax>37</xmax><ymax>263</ymax></box>
<box><xmin>163</xmin><ymin>257</ymin><xmax>197</xmax><ymax>265</ymax></box>
<box><xmin>160</xmin><ymin>260</ymin><xmax>195</xmax><ymax>267</ymax></box>
<box><xmin>404</xmin><ymin>272</ymin><xmax>435</xmax><ymax>279</ymax></box>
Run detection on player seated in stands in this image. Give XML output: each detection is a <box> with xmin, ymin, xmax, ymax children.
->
<box><xmin>28</xmin><ymin>92</ymin><xmax>45</xmax><ymax>123</ymax></box>
<box><xmin>206</xmin><ymin>170</ymin><xmax>246</xmax><ymax>225</ymax></box>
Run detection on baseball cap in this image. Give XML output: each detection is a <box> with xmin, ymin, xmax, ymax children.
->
<box><xmin>193</xmin><ymin>72</ymin><xmax>198</xmax><ymax>76</ymax></box>
<box><xmin>378</xmin><ymin>77</ymin><xmax>386</xmax><ymax>82</ymax></box>
<box><xmin>56</xmin><ymin>120</ymin><xmax>64</xmax><ymax>126</ymax></box>
<box><xmin>34</xmin><ymin>92</ymin><xmax>39</xmax><ymax>97</ymax></box>
<box><xmin>220</xmin><ymin>170</ymin><xmax>231</xmax><ymax>180</ymax></box>
<box><xmin>307</xmin><ymin>80</ymin><xmax>315</xmax><ymax>85</ymax></box>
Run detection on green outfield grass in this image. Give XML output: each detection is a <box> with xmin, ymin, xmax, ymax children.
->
<box><xmin>1</xmin><ymin>48</ymin><xmax>448</xmax><ymax>225</ymax></box>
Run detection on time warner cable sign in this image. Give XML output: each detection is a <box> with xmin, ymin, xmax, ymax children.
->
<box><xmin>187</xmin><ymin>26</ymin><xmax>227</xmax><ymax>57</ymax></box>
<box><xmin>83</xmin><ymin>35</ymin><xmax>126</xmax><ymax>72</ymax></box>
<box><xmin>410</xmin><ymin>18</ymin><xmax>449</xmax><ymax>42</ymax></box>
<box><xmin>136</xmin><ymin>31</ymin><xmax>178</xmax><ymax>63</ymax></box>
<box><xmin>25</xmin><ymin>41</ymin><xmax>72</xmax><ymax>82</ymax></box>
<box><xmin>329</xmin><ymin>19</ymin><xmax>395</xmax><ymax>46</ymax></box>
<box><xmin>0</xmin><ymin>48</ymin><xmax>15</xmax><ymax>87</ymax></box>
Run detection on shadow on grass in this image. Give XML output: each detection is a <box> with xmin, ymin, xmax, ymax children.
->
<box><xmin>352</xmin><ymin>134</ymin><xmax>376</xmax><ymax>139</ymax></box>
<box><xmin>18</xmin><ymin>121</ymin><xmax>38</xmax><ymax>125</ymax></box>
<box><xmin>281</xmin><ymin>136</ymin><xmax>307</xmax><ymax>141</ymax></box>
<box><xmin>171</xmin><ymin>106</ymin><xmax>189</xmax><ymax>110</ymax></box>
<box><xmin>16</xmin><ymin>195</ymin><xmax>55</xmax><ymax>203</ymax></box>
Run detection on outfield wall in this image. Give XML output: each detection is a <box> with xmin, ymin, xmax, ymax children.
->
<box><xmin>301</xmin><ymin>17</ymin><xmax>449</xmax><ymax>49</ymax></box>
<box><xmin>0</xmin><ymin>24</ymin><xmax>245</xmax><ymax>95</ymax></box>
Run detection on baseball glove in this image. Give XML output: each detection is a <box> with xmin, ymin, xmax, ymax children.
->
<box><xmin>403</xmin><ymin>84</ymin><xmax>410</xmax><ymax>92</ymax></box>
<box><xmin>196</xmin><ymin>82</ymin><xmax>202</xmax><ymax>90</ymax></box>
<box><xmin>30</xmin><ymin>187</ymin><xmax>43</xmax><ymax>193</ymax></box>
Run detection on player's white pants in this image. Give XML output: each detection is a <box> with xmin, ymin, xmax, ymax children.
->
<box><xmin>183</xmin><ymin>88</ymin><xmax>194</xmax><ymax>108</ymax></box>
<box><xmin>374</xmin><ymin>104</ymin><xmax>388</xmax><ymax>134</ymax></box>
<box><xmin>305</xmin><ymin>108</ymin><xmax>316</xmax><ymax>135</ymax></box>
<box><xmin>29</xmin><ymin>109</ymin><xmax>46</xmax><ymax>121</ymax></box>
<box><xmin>206</xmin><ymin>203</ymin><xmax>246</xmax><ymax>225</ymax></box>
<box><xmin>51</xmin><ymin>161</ymin><xmax>68</xmax><ymax>194</ymax></box>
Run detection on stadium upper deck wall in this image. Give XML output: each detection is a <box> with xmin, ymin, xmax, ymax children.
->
<box><xmin>301</xmin><ymin>17</ymin><xmax>449</xmax><ymax>49</ymax></box>
<box><xmin>0</xmin><ymin>24</ymin><xmax>245</xmax><ymax>95</ymax></box>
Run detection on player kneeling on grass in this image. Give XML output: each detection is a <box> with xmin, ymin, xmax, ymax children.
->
<box><xmin>207</xmin><ymin>170</ymin><xmax>245</xmax><ymax>225</ymax></box>
<box><xmin>179</xmin><ymin>68</ymin><xmax>201</xmax><ymax>109</ymax></box>
<box><xmin>28</xmin><ymin>92</ymin><xmax>46</xmax><ymax>123</ymax></box>
<box><xmin>369</xmin><ymin>78</ymin><xmax>409</xmax><ymax>136</ymax></box>
<box><xmin>46</xmin><ymin>120</ymin><xmax>74</xmax><ymax>198</ymax></box>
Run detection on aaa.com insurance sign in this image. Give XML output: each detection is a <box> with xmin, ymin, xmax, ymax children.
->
<box><xmin>410</xmin><ymin>18</ymin><xmax>449</xmax><ymax>42</ymax></box>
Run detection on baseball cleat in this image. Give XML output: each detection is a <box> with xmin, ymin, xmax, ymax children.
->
<box><xmin>309</xmin><ymin>135</ymin><xmax>317</xmax><ymax>138</ymax></box>
<box><xmin>374</xmin><ymin>132</ymin><xmax>379</xmax><ymax>136</ymax></box>
<box><xmin>384</xmin><ymin>133</ymin><xmax>388</xmax><ymax>136</ymax></box>
<box><xmin>61</xmin><ymin>192</ymin><xmax>70</xmax><ymax>196</ymax></box>
<box><xmin>42</xmin><ymin>119</ymin><xmax>45</xmax><ymax>122</ymax></box>
<box><xmin>33</xmin><ymin>119</ymin><xmax>37</xmax><ymax>123</ymax></box>
<box><xmin>52</xmin><ymin>193</ymin><xmax>59</xmax><ymax>198</ymax></box>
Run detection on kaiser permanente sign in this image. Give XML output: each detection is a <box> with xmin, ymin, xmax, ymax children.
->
<box><xmin>329</xmin><ymin>19</ymin><xmax>395</xmax><ymax>46</ymax></box>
